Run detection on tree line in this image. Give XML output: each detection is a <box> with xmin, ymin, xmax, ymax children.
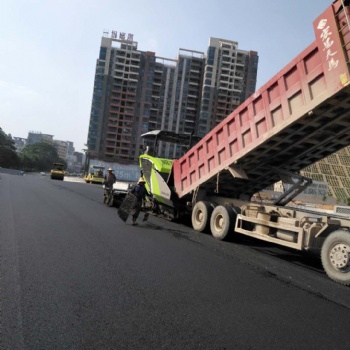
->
<box><xmin>0</xmin><ymin>127</ymin><xmax>66</xmax><ymax>172</ymax></box>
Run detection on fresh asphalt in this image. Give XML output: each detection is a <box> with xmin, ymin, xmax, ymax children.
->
<box><xmin>1</xmin><ymin>173</ymin><xmax>350</xmax><ymax>350</ymax></box>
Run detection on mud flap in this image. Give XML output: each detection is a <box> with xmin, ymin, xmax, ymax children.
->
<box><xmin>118</xmin><ymin>193</ymin><xmax>137</xmax><ymax>222</ymax></box>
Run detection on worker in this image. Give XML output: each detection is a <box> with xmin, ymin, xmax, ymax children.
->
<box><xmin>104</xmin><ymin>168</ymin><xmax>117</xmax><ymax>187</ymax></box>
<box><xmin>130</xmin><ymin>177</ymin><xmax>149</xmax><ymax>225</ymax></box>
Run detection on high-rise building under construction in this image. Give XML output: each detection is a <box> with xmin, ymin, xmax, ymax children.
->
<box><xmin>86</xmin><ymin>33</ymin><xmax>258</xmax><ymax>163</ymax></box>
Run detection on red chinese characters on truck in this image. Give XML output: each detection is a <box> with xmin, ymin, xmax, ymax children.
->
<box><xmin>313</xmin><ymin>2</ymin><xmax>350</xmax><ymax>89</ymax></box>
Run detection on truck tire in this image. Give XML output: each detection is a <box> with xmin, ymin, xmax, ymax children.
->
<box><xmin>321</xmin><ymin>230</ymin><xmax>350</xmax><ymax>285</ymax></box>
<box><xmin>192</xmin><ymin>201</ymin><xmax>215</xmax><ymax>232</ymax></box>
<box><xmin>210</xmin><ymin>205</ymin><xmax>235</xmax><ymax>240</ymax></box>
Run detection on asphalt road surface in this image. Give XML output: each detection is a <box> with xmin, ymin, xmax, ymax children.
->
<box><xmin>1</xmin><ymin>173</ymin><xmax>350</xmax><ymax>350</ymax></box>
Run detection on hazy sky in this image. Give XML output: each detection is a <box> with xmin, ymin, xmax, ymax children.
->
<box><xmin>0</xmin><ymin>0</ymin><xmax>332</xmax><ymax>153</ymax></box>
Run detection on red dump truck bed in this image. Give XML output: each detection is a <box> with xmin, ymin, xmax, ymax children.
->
<box><xmin>173</xmin><ymin>0</ymin><xmax>350</xmax><ymax>200</ymax></box>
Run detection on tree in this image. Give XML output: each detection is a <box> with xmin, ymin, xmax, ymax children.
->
<box><xmin>20</xmin><ymin>142</ymin><xmax>66</xmax><ymax>171</ymax></box>
<box><xmin>0</xmin><ymin>127</ymin><xmax>20</xmax><ymax>168</ymax></box>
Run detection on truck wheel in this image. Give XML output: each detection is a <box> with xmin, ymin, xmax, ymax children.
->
<box><xmin>192</xmin><ymin>201</ymin><xmax>215</xmax><ymax>232</ymax></box>
<box><xmin>321</xmin><ymin>230</ymin><xmax>350</xmax><ymax>285</ymax></box>
<box><xmin>210</xmin><ymin>205</ymin><xmax>235</xmax><ymax>240</ymax></box>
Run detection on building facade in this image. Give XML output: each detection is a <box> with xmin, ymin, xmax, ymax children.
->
<box><xmin>27</xmin><ymin>131</ymin><xmax>54</xmax><ymax>145</ymax></box>
<box><xmin>198</xmin><ymin>38</ymin><xmax>258</xmax><ymax>137</ymax></box>
<box><xmin>86</xmin><ymin>34</ymin><xmax>259</xmax><ymax>162</ymax></box>
<box><xmin>13</xmin><ymin>137</ymin><xmax>27</xmax><ymax>152</ymax></box>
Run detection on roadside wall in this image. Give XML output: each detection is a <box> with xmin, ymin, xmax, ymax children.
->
<box><xmin>89</xmin><ymin>160</ymin><xmax>140</xmax><ymax>182</ymax></box>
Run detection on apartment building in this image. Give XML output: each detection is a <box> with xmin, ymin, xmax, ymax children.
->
<box><xmin>198</xmin><ymin>38</ymin><xmax>258</xmax><ymax>137</ymax></box>
<box><xmin>53</xmin><ymin>140</ymin><xmax>74</xmax><ymax>161</ymax></box>
<box><xmin>156</xmin><ymin>50</ymin><xmax>205</xmax><ymax>159</ymax></box>
<box><xmin>86</xmin><ymin>34</ymin><xmax>258</xmax><ymax>162</ymax></box>
<box><xmin>87</xmin><ymin>37</ymin><xmax>146</xmax><ymax>163</ymax></box>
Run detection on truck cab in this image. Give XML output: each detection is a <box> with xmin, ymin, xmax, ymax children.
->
<box><xmin>139</xmin><ymin>130</ymin><xmax>201</xmax><ymax>219</ymax></box>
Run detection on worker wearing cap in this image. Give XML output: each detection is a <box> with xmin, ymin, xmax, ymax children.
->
<box><xmin>104</xmin><ymin>168</ymin><xmax>117</xmax><ymax>187</ymax></box>
<box><xmin>130</xmin><ymin>177</ymin><xmax>149</xmax><ymax>225</ymax></box>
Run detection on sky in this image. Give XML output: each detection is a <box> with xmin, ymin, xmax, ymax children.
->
<box><xmin>0</xmin><ymin>0</ymin><xmax>332</xmax><ymax>154</ymax></box>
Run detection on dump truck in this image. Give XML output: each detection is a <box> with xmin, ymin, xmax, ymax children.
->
<box><xmin>50</xmin><ymin>163</ymin><xmax>65</xmax><ymax>180</ymax></box>
<box><xmin>140</xmin><ymin>0</ymin><xmax>350</xmax><ymax>285</ymax></box>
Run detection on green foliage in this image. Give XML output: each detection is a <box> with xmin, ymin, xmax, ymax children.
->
<box><xmin>0</xmin><ymin>127</ymin><xmax>68</xmax><ymax>172</ymax></box>
<box><xmin>19</xmin><ymin>142</ymin><xmax>66</xmax><ymax>171</ymax></box>
<box><xmin>0</xmin><ymin>127</ymin><xmax>20</xmax><ymax>168</ymax></box>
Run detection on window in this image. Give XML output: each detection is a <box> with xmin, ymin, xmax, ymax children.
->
<box><xmin>207</xmin><ymin>47</ymin><xmax>215</xmax><ymax>65</ymax></box>
<box><xmin>99</xmin><ymin>47</ymin><xmax>107</xmax><ymax>60</ymax></box>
